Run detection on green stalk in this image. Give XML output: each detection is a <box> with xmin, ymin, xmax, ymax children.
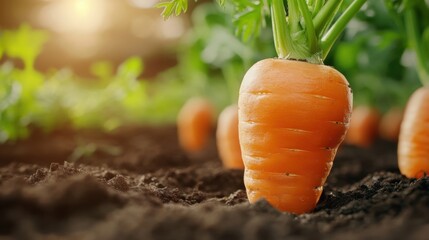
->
<box><xmin>313</xmin><ymin>0</ymin><xmax>324</xmax><ymax>15</ymax></box>
<box><xmin>297</xmin><ymin>0</ymin><xmax>318</xmax><ymax>54</ymax></box>
<box><xmin>288</xmin><ymin>0</ymin><xmax>301</xmax><ymax>34</ymax></box>
<box><xmin>313</xmin><ymin>0</ymin><xmax>342</xmax><ymax>36</ymax></box>
<box><xmin>321</xmin><ymin>0</ymin><xmax>367</xmax><ymax>60</ymax></box>
<box><xmin>405</xmin><ymin>9</ymin><xmax>429</xmax><ymax>86</ymax></box>
<box><xmin>271</xmin><ymin>0</ymin><xmax>290</xmax><ymax>58</ymax></box>
<box><xmin>318</xmin><ymin>1</ymin><xmax>343</xmax><ymax>37</ymax></box>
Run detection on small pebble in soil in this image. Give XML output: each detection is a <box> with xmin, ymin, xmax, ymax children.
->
<box><xmin>63</xmin><ymin>161</ymin><xmax>75</xmax><ymax>169</ymax></box>
<box><xmin>223</xmin><ymin>190</ymin><xmax>247</xmax><ymax>205</ymax></box>
<box><xmin>108</xmin><ymin>175</ymin><xmax>129</xmax><ymax>192</ymax></box>
<box><xmin>28</xmin><ymin>169</ymin><xmax>47</xmax><ymax>184</ymax></box>
<box><xmin>155</xmin><ymin>182</ymin><xmax>166</xmax><ymax>189</ymax></box>
<box><xmin>50</xmin><ymin>163</ymin><xmax>59</xmax><ymax>172</ymax></box>
<box><xmin>103</xmin><ymin>171</ymin><xmax>116</xmax><ymax>180</ymax></box>
<box><xmin>138</xmin><ymin>176</ymin><xmax>157</xmax><ymax>186</ymax></box>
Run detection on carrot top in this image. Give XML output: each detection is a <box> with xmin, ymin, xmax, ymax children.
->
<box><xmin>386</xmin><ymin>0</ymin><xmax>429</xmax><ymax>86</ymax></box>
<box><xmin>157</xmin><ymin>0</ymin><xmax>367</xmax><ymax>64</ymax></box>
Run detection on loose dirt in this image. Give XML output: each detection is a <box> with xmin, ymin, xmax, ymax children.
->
<box><xmin>0</xmin><ymin>126</ymin><xmax>428</xmax><ymax>239</ymax></box>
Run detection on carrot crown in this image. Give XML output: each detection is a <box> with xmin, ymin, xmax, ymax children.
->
<box><xmin>157</xmin><ymin>0</ymin><xmax>367</xmax><ymax>64</ymax></box>
<box><xmin>271</xmin><ymin>0</ymin><xmax>367</xmax><ymax>64</ymax></box>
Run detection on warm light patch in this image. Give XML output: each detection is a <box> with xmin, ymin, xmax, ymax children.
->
<box><xmin>75</xmin><ymin>0</ymin><xmax>91</xmax><ymax>15</ymax></box>
<box><xmin>128</xmin><ymin>0</ymin><xmax>158</xmax><ymax>9</ymax></box>
<box><xmin>38</xmin><ymin>0</ymin><xmax>108</xmax><ymax>34</ymax></box>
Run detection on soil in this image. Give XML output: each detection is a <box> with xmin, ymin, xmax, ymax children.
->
<box><xmin>1</xmin><ymin>126</ymin><xmax>428</xmax><ymax>240</ymax></box>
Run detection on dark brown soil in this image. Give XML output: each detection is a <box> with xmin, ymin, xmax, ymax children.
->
<box><xmin>1</xmin><ymin>126</ymin><xmax>428</xmax><ymax>240</ymax></box>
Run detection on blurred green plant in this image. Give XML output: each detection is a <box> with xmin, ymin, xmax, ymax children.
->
<box><xmin>0</xmin><ymin>25</ymin><xmax>48</xmax><ymax>141</ymax></box>
<box><xmin>0</xmin><ymin>24</ymin><xmax>151</xmax><ymax>142</ymax></box>
<box><xmin>328</xmin><ymin>1</ymin><xmax>421</xmax><ymax>111</ymax></box>
<box><xmin>154</xmin><ymin>2</ymin><xmax>274</xmax><ymax>115</ymax></box>
<box><xmin>158</xmin><ymin>0</ymin><xmax>272</xmax><ymax>43</ymax></box>
<box><xmin>384</xmin><ymin>0</ymin><xmax>429</xmax><ymax>86</ymax></box>
<box><xmin>36</xmin><ymin>57</ymin><xmax>148</xmax><ymax>131</ymax></box>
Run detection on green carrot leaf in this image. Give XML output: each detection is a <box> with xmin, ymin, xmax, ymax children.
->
<box><xmin>230</xmin><ymin>0</ymin><xmax>267</xmax><ymax>41</ymax></box>
<box><xmin>157</xmin><ymin>0</ymin><xmax>189</xmax><ymax>19</ymax></box>
<box><xmin>217</xmin><ymin>0</ymin><xmax>225</xmax><ymax>6</ymax></box>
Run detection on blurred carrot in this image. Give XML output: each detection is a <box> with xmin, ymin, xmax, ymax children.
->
<box><xmin>398</xmin><ymin>87</ymin><xmax>429</xmax><ymax>178</ymax></box>
<box><xmin>386</xmin><ymin>1</ymin><xmax>429</xmax><ymax>179</ymax></box>
<box><xmin>239</xmin><ymin>59</ymin><xmax>352</xmax><ymax>214</ymax></box>
<box><xmin>345</xmin><ymin>106</ymin><xmax>380</xmax><ymax>147</ymax></box>
<box><xmin>216</xmin><ymin>105</ymin><xmax>243</xmax><ymax>169</ymax></box>
<box><xmin>379</xmin><ymin>107</ymin><xmax>404</xmax><ymax>142</ymax></box>
<box><xmin>177</xmin><ymin>97</ymin><xmax>214</xmax><ymax>153</ymax></box>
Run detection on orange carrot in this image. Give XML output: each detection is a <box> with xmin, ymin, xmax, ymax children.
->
<box><xmin>177</xmin><ymin>97</ymin><xmax>214</xmax><ymax>153</ymax></box>
<box><xmin>239</xmin><ymin>59</ymin><xmax>352</xmax><ymax>214</ymax></box>
<box><xmin>379</xmin><ymin>107</ymin><xmax>404</xmax><ymax>142</ymax></box>
<box><xmin>398</xmin><ymin>87</ymin><xmax>429</xmax><ymax>178</ymax></box>
<box><xmin>216</xmin><ymin>105</ymin><xmax>244</xmax><ymax>169</ymax></box>
<box><xmin>345</xmin><ymin>106</ymin><xmax>380</xmax><ymax>147</ymax></box>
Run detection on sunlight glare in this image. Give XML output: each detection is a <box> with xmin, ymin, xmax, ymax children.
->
<box><xmin>128</xmin><ymin>0</ymin><xmax>158</xmax><ymax>9</ymax></box>
<box><xmin>75</xmin><ymin>0</ymin><xmax>90</xmax><ymax>16</ymax></box>
<box><xmin>38</xmin><ymin>0</ymin><xmax>108</xmax><ymax>34</ymax></box>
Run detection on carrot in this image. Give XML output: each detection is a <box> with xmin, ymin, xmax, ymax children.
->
<box><xmin>216</xmin><ymin>105</ymin><xmax>244</xmax><ymax>169</ymax></box>
<box><xmin>158</xmin><ymin>0</ymin><xmax>366</xmax><ymax>214</ymax></box>
<box><xmin>345</xmin><ymin>106</ymin><xmax>380</xmax><ymax>147</ymax></box>
<box><xmin>398</xmin><ymin>87</ymin><xmax>429</xmax><ymax>178</ymax></box>
<box><xmin>379</xmin><ymin>107</ymin><xmax>404</xmax><ymax>142</ymax></box>
<box><xmin>177</xmin><ymin>97</ymin><xmax>214</xmax><ymax>153</ymax></box>
<box><xmin>388</xmin><ymin>2</ymin><xmax>429</xmax><ymax>179</ymax></box>
<box><xmin>239</xmin><ymin>59</ymin><xmax>352</xmax><ymax>214</ymax></box>
<box><xmin>235</xmin><ymin>0</ymin><xmax>366</xmax><ymax>214</ymax></box>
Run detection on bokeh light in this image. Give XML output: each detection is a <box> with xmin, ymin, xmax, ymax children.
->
<box><xmin>38</xmin><ymin>0</ymin><xmax>108</xmax><ymax>34</ymax></box>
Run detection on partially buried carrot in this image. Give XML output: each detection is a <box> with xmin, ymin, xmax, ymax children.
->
<box><xmin>216</xmin><ymin>105</ymin><xmax>244</xmax><ymax>169</ymax></box>
<box><xmin>379</xmin><ymin>107</ymin><xmax>404</xmax><ymax>142</ymax></box>
<box><xmin>398</xmin><ymin>87</ymin><xmax>429</xmax><ymax>178</ymax></box>
<box><xmin>345</xmin><ymin>106</ymin><xmax>380</xmax><ymax>147</ymax></box>
<box><xmin>177</xmin><ymin>97</ymin><xmax>214</xmax><ymax>153</ymax></box>
<box><xmin>240</xmin><ymin>59</ymin><xmax>352</xmax><ymax>214</ymax></box>
<box><xmin>389</xmin><ymin>2</ymin><xmax>429</xmax><ymax>179</ymax></box>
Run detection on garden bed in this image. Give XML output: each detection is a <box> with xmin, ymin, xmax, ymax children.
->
<box><xmin>1</xmin><ymin>126</ymin><xmax>428</xmax><ymax>239</ymax></box>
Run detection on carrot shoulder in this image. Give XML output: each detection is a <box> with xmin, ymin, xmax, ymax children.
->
<box><xmin>345</xmin><ymin>106</ymin><xmax>380</xmax><ymax>147</ymax></box>
<box><xmin>398</xmin><ymin>87</ymin><xmax>429</xmax><ymax>178</ymax></box>
<box><xmin>216</xmin><ymin>105</ymin><xmax>244</xmax><ymax>169</ymax></box>
<box><xmin>177</xmin><ymin>97</ymin><xmax>214</xmax><ymax>153</ymax></box>
<box><xmin>239</xmin><ymin>59</ymin><xmax>352</xmax><ymax>214</ymax></box>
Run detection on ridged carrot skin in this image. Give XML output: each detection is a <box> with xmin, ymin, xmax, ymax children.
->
<box><xmin>398</xmin><ymin>87</ymin><xmax>429</xmax><ymax>178</ymax></box>
<box><xmin>177</xmin><ymin>97</ymin><xmax>214</xmax><ymax>153</ymax></box>
<box><xmin>379</xmin><ymin>107</ymin><xmax>404</xmax><ymax>142</ymax></box>
<box><xmin>345</xmin><ymin>106</ymin><xmax>380</xmax><ymax>147</ymax></box>
<box><xmin>239</xmin><ymin>59</ymin><xmax>352</xmax><ymax>214</ymax></box>
<box><xmin>216</xmin><ymin>105</ymin><xmax>244</xmax><ymax>169</ymax></box>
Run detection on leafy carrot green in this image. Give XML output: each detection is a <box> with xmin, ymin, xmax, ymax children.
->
<box><xmin>158</xmin><ymin>0</ymin><xmax>366</xmax><ymax>62</ymax></box>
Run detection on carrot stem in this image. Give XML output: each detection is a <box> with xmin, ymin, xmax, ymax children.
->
<box><xmin>288</xmin><ymin>0</ymin><xmax>301</xmax><ymax>35</ymax></box>
<box><xmin>313</xmin><ymin>0</ymin><xmax>323</xmax><ymax>16</ymax></box>
<box><xmin>271</xmin><ymin>0</ymin><xmax>290</xmax><ymax>59</ymax></box>
<box><xmin>321</xmin><ymin>0</ymin><xmax>367</xmax><ymax>60</ymax></box>
<box><xmin>297</xmin><ymin>0</ymin><xmax>318</xmax><ymax>56</ymax></box>
<box><xmin>313</xmin><ymin>0</ymin><xmax>342</xmax><ymax>37</ymax></box>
